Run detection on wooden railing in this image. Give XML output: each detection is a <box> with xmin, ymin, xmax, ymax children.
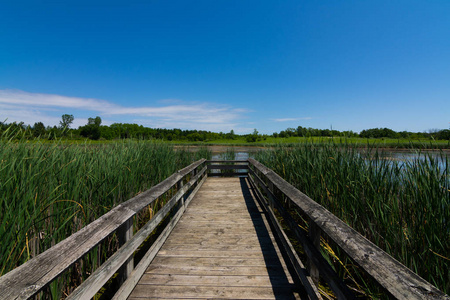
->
<box><xmin>0</xmin><ymin>159</ymin><xmax>208</xmax><ymax>300</ymax></box>
<box><xmin>247</xmin><ymin>158</ymin><xmax>449</xmax><ymax>300</ymax></box>
<box><xmin>206</xmin><ymin>160</ymin><xmax>249</xmax><ymax>177</ymax></box>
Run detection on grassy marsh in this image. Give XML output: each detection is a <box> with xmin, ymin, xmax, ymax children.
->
<box><xmin>254</xmin><ymin>143</ymin><xmax>449</xmax><ymax>295</ymax></box>
<box><xmin>0</xmin><ymin>136</ymin><xmax>209</xmax><ymax>285</ymax></box>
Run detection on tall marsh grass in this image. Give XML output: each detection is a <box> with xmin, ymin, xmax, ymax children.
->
<box><xmin>0</xmin><ymin>134</ymin><xmax>210</xmax><ymax>279</ymax></box>
<box><xmin>255</xmin><ymin>143</ymin><xmax>449</xmax><ymax>294</ymax></box>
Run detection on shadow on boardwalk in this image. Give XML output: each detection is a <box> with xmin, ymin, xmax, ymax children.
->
<box><xmin>240</xmin><ymin>177</ymin><xmax>308</xmax><ymax>299</ymax></box>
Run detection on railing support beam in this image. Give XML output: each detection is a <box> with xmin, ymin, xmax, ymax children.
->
<box><xmin>118</xmin><ymin>217</ymin><xmax>134</xmax><ymax>284</ymax></box>
<box><xmin>308</xmin><ymin>220</ymin><xmax>321</xmax><ymax>286</ymax></box>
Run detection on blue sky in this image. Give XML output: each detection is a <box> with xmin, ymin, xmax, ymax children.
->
<box><xmin>1</xmin><ymin>0</ymin><xmax>449</xmax><ymax>134</ymax></box>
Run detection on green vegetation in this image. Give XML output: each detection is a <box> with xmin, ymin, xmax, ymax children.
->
<box><xmin>0</xmin><ymin>132</ymin><xmax>210</xmax><ymax>281</ymax></box>
<box><xmin>1</xmin><ymin>116</ymin><xmax>449</xmax><ymax>147</ymax></box>
<box><xmin>254</xmin><ymin>143</ymin><xmax>449</xmax><ymax>295</ymax></box>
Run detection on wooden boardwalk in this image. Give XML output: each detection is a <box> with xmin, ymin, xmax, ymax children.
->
<box><xmin>128</xmin><ymin>177</ymin><xmax>302</xmax><ymax>299</ymax></box>
<box><xmin>2</xmin><ymin>159</ymin><xmax>447</xmax><ymax>300</ymax></box>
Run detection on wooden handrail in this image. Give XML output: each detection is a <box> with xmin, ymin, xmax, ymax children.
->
<box><xmin>0</xmin><ymin>159</ymin><xmax>207</xmax><ymax>300</ymax></box>
<box><xmin>206</xmin><ymin>160</ymin><xmax>249</xmax><ymax>177</ymax></box>
<box><xmin>248</xmin><ymin>158</ymin><xmax>449</xmax><ymax>299</ymax></box>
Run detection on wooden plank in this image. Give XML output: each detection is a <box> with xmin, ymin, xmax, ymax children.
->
<box><xmin>156</xmin><ymin>249</ymin><xmax>276</xmax><ymax>258</ymax></box>
<box><xmin>177</xmin><ymin>214</ymin><xmax>266</xmax><ymax>223</ymax></box>
<box><xmin>145</xmin><ymin>264</ymin><xmax>285</xmax><ymax>276</ymax></box>
<box><xmin>138</xmin><ymin>274</ymin><xmax>294</xmax><ymax>287</ymax></box>
<box><xmin>208</xmin><ymin>172</ymin><xmax>248</xmax><ymax>177</ymax></box>
<box><xmin>156</xmin><ymin>243</ymin><xmax>279</xmax><ymax>252</ymax></box>
<box><xmin>207</xmin><ymin>164</ymin><xmax>249</xmax><ymax>170</ymax></box>
<box><xmin>249</xmin><ymin>158</ymin><xmax>450</xmax><ymax>300</ymax></box>
<box><xmin>207</xmin><ymin>160</ymin><xmax>249</xmax><ymax>163</ymax></box>
<box><xmin>128</xmin><ymin>285</ymin><xmax>298</xmax><ymax>299</ymax></box>
<box><xmin>147</xmin><ymin>256</ymin><xmax>279</xmax><ymax>267</ymax></box>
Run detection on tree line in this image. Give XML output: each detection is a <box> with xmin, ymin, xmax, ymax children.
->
<box><xmin>1</xmin><ymin>114</ymin><xmax>449</xmax><ymax>141</ymax></box>
<box><xmin>0</xmin><ymin>114</ymin><xmax>237</xmax><ymax>141</ymax></box>
<box><xmin>273</xmin><ymin>126</ymin><xmax>450</xmax><ymax>140</ymax></box>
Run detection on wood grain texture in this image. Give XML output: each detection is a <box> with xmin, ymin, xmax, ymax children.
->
<box><xmin>127</xmin><ymin>177</ymin><xmax>303</xmax><ymax>299</ymax></box>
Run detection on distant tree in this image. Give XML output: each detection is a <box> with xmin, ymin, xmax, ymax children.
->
<box><xmin>246</xmin><ymin>129</ymin><xmax>259</xmax><ymax>143</ymax></box>
<box><xmin>286</xmin><ymin>128</ymin><xmax>297</xmax><ymax>137</ymax></box>
<box><xmin>88</xmin><ymin>116</ymin><xmax>102</xmax><ymax>126</ymax></box>
<box><xmin>80</xmin><ymin>116</ymin><xmax>102</xmax><ymax>140</ymax></box>
<box><xmin>278</xmin><ymin>130</ymin><xmax>287</xmax><ymax>138</ymax></box>
<box><xmin>436</xmin><ymin>129</ymin><xmax>450</xmax><ymax>140</ymax></box>
<box><xmin>360</xmin><ymin>128</ymin><xmax>399</xmax><ymax>139</ymax></box>
<box><xmin>33</xmin><ymin>122</ymin><xmax>46</xmax><ymax>137</ymax></box>
<box><xmin>60</xmin><ymin>114</ymin><xmax>74</xmax><ymax>129</ymax></box>
<box><xmin>320</xmin><ymin>129</ymin><xmax>331</xmax><ymax>137</ymax></box>
<box><xmin>228</xmin><ymin>129</ymin><xmax>236</xmax><ymax>140</ymax></box>
<box><xmin>47</xmin><ymin>125</ymin><xmax>60</xmax><ymax>140</ymax></box>
<box><xmin>297</xmin><ymin>126</ymin><xmax>307</xmax><ymax>137</ymax></box>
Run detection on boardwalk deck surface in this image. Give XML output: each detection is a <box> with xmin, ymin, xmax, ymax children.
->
<box><xmin>128</xmin><ymin>177</ymin><xmax>302</xmax><ymax>299</ymax></box>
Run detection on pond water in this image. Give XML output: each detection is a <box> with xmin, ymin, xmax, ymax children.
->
<box><xmin>207</xmin><ymin>147</ymin><xmax>450</xmax><ymax>175</ymax></box>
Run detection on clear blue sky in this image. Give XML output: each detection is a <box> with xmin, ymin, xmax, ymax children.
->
<box><xmin>1</xmin><ymin>0</ymin><xmax>449</xmax><ymax>134</ymax></box>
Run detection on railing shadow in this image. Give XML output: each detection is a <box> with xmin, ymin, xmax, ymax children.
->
<box><xmin>239</xmin><ymin>177</ymin><xmax>306</xmax><ymax>299</ymax></box>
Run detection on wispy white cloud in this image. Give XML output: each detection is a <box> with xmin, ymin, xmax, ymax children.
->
<box><xmin>272</xmin><ymin>117</ymin><xmax>312</xmax><ymax>122</ymax></box>
<box><xmin>0</xmin><ymin>89</ymin><xmax>248</xmax><ymax>132</ymax></box>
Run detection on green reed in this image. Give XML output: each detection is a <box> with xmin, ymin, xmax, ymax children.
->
<box><xmin>255</xmin><ymin>142</ymin><xmax>449</xmax><ymax>294</ymax></box>
<box><xmin>0</xmin><ymin>134</ymin><xmax>210</xmax><ymax>279</ymax></box>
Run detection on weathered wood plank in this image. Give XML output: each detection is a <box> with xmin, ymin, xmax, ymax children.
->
<box><xmin>145</xmin><ymin>264</ymin><xmax>286</xmax><ymax>276</ymax></box>
<box><xmin>147</xmin><ymin>256</ymin><xmax>280</xmax><ymax>267</ymax></box>
<box><xmin>138</xmin><ymin>274</ymin><xmax>294</xmax><ymax>287</ymax></box>
<box><xmin>249</xmin><ymin>158</ymin><xmax>450</xmax><ymax>300</ymax></box>
<box><xmin>208</xmin><ymin>172</ymin><xmax>248</xmax><ymax>177</ymax></box>
<box><xmin>156</xmin><ymin>249</ymin><xmax>277</xmax><ymax>258</ymax></box>
<box><xmin>207</xmin><ymin>164</ymin><xmax>249</xmax><ymax>170</ymax></box>
<box><xmin>156</xmin><ymin>243</ymin><xmax>280</xmax><ymax>252</ymax></box>
<box><xmin>206</xmin><ymin>160</ymin><xmax>249</xmax><ymax>163</ymax></box>
<box><xmin>128</xmin><ymin>285</ymin><xmax>298</xmax><ymax>299</ymax></box>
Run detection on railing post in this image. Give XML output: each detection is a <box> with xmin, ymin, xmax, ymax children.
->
<box><xmin>308</xmin><ymin>219</ymin><xmax>321</xmax><ymax>286</ymax></box>
<box><xmin>178</xmin><ymin>179</ymin><xmax>185</xmax><ymax>207</ymax></box>
<box><xmin>118</xmin><ymin>217</ymin><xmax>134</xmax><ymax>284</ymax></box>
<box><xmin>268</xmin><ymin>181</ymin><xmax>275</xmax><ymax>210</ymax></box>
